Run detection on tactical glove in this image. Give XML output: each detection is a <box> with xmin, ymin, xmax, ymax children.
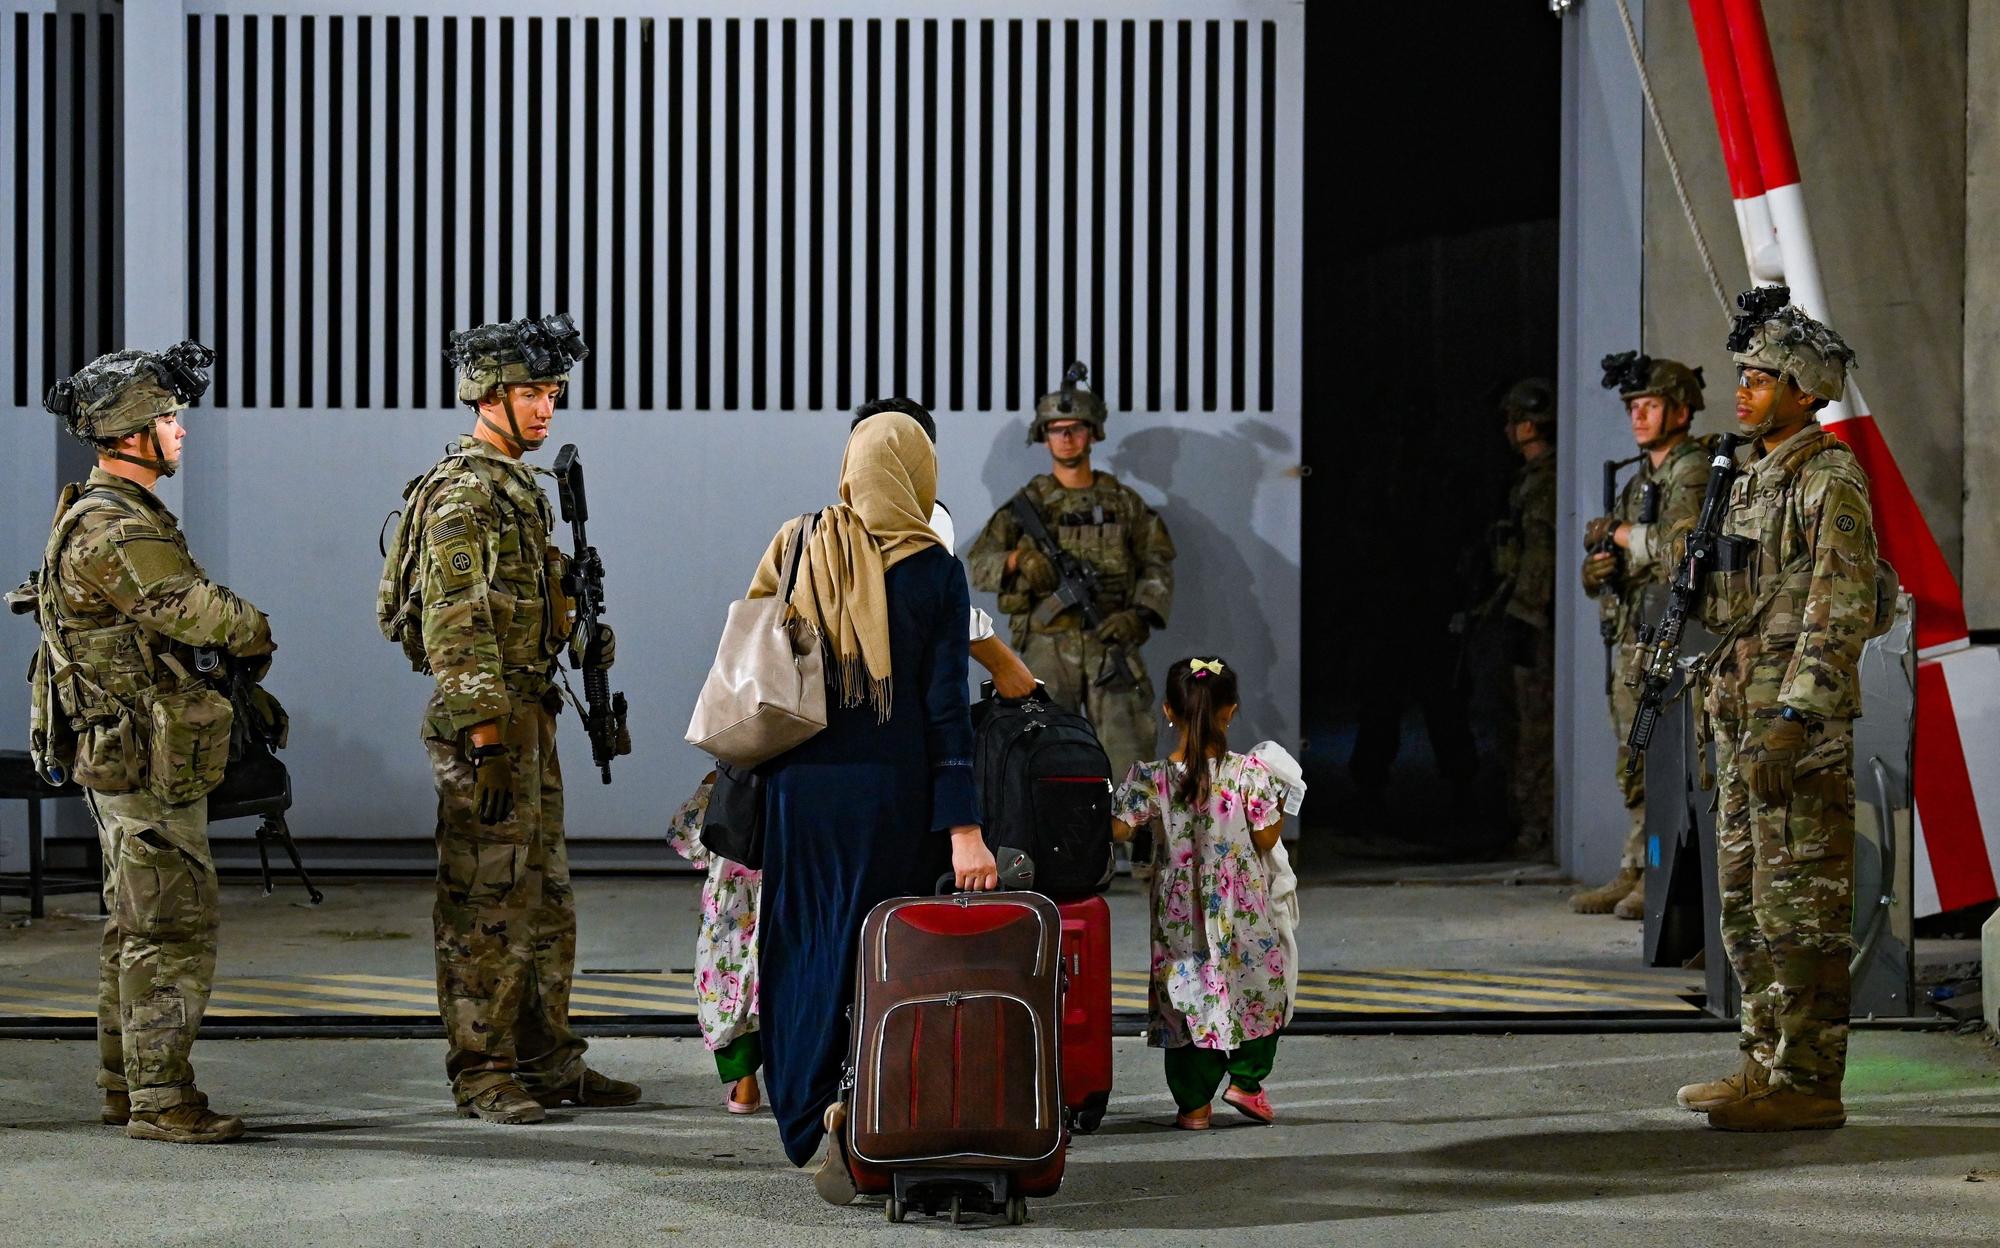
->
<box><xmin>1580</xmin><ymin>551</ymin><xmax>1620</xmax><ymax>593</ymax></box>
<box><xmin>470</xmin><ymin>745</ymin><xmax>517</xmax><ymax>826</ymax></box>
<box><xmin>1583</xmin><ymin>516</ymin><xmax>1618</xmax><ymax>549</ymax></box>
<box><xmin>1743</xmin><ymin>713</ymin><xmax>1808</xmax><ymax>805</ymax></box>
<box><xmin>1095</xmin><ymin>609</ymin><xmax>1149</xmax><ymax>648</ymax></box>
<box><xmin>1015</xmin><ymin>545</ymin><xmax>1061</xmax><ymax>594</ymax></box>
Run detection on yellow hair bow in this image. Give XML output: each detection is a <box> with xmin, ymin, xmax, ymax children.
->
<box><xmin>1189</xmin><ymin>658</ymin><xmax>1225</xmax><ymax>677</ymax></box>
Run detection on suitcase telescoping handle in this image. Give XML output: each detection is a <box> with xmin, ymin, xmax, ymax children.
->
<box><xmin>935</xmin><ymin>847</ymin><xmax>1038</xmax><ymax>896</ymax></box>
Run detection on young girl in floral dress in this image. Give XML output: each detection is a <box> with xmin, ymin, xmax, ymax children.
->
<box><xmin>665</xmin><ymin>777</ymin><xmax>764</xmax><ymax>1114</ymax></box>
<box><xmin>1113</xmin><ymin>656</ymin><xmax>1289</xmax><ymax>1129</ymax></box>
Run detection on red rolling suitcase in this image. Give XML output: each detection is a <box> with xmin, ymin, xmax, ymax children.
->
<box><xmin>1057</xmin><ymin>894</ymin><xmax>1114</xmax><ymax>1133</ymax></box>
<box><xmin>844</xmin><ymin>889</ymin><xmax>1068</xmax><ymax>1226</ymax></box>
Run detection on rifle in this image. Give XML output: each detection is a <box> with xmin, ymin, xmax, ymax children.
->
<box><xmin>1624</xmin><ymin>433</ymin><xmax>1742</xmax><ymax>772</ymax></box>
<box><xmin>1008</xmin><ymin>492</ymin><xmax>1139</xmax><ymax>692</ymax></box>
<box><xmin>553</xmin><ymin>444</ymin><xmax>631</xmax><ymax>784</ymax></box>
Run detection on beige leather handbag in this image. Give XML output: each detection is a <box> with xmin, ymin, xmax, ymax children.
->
<box><xmin>686</xmin><ymin>513</ymin><xmax>827</xmax><ymax>767</ymax></box>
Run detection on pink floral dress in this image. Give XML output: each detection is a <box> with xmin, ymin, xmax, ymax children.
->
<box><xmin>1115</xmin><ymin>753</ymin><xmax>1287</xmax><ymax>1051</ymax></box>
<box><xmin>665</xmin><ymin>782</ymin><xmax>761</xmax><ymax>1051</ymax></box>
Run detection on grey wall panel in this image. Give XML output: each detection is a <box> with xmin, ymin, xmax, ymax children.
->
<box><xmin>187</xmin><ymin>407</ymin><xmax>1299</xmax><ymax>843</ymax></box>
<box><xmin>1557</xmin><ymin>0</ymin><xmax>1646</xmax><ymax>884</ymax></box>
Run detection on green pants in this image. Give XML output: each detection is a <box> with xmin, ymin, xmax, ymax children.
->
<box><xmin>1162</xmin><ymin>1033</ymin><xmax>1280</xmax><ymax>1112</ymax></box>
<box><xmin>714</xmin><ymin>1031</ymin><xmax>763</xmax><ymax>1083</ymax></box>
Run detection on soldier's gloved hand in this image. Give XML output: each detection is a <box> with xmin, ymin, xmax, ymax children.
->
<box><xmin>469</xmin><ymin>744</ymin><xmax>517</xmax><ymax>825</ymax></box>
<box><xmin>1743</xmin><ymin>712</ymin><xmax>1809</xmax><ymax>805</ymax></box>
<box><xmin>579</xmin><ymin>622</ymin><xmax>616</xmax><ymax>670</ymax></box>
<box><xmin>1095</xmin><ymin>610</ymin><xmax>1148</xmax><ymax>648</ymax></box>
<box><xmin>1014</xmin><ymin>545</ymin><xmax>1060</xmax><ymax>595</ymax></box>
<box><xmin>1583</xmin><ymin>516</ymin><xmax>1618</xmax><ymax>549</ymax></box>
<box><xmin>1580</xmin><ymin>551</ymin><xmax>1620</xmax><ymax>592</ymax></box>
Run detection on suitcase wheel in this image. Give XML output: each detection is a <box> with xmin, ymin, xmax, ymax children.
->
<box><xmin>1006</xmin><ymin>1195</ymin><xmax>1029</xmax><ymax>1226</ymax></box>
<box><xmin>1073</xmin><ymin>1105</ymin><xmax>1105</xmax><ymax>1134</ymax></box>
<box><xmin>885</xmin><ymin>1196</ymin><xmax>906</xmax><ymax>1224</ymax></box>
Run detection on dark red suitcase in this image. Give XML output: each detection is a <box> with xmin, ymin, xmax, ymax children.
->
<box><xmin>844</xmin><ymin>890</ymin><xmax>1068</xmax><ymax>1225</ymax></box>
<box><xmin>1057</xmin><ymin>894</ymin><xmax>1113</xmax><ymax>1133</ymax></box>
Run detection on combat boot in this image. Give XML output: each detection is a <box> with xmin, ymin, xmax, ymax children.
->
<box><xmin>1612</xmin><ymin>878</ymin><xmax>1647</xmax><ymax>921</ymax></box>
<box><xmin>101</xmin><ymin>1090</ymin><xmax>130</xmax><ymax>1126</ymax></box>
<box><xmin>126</xmin><ymin>1102</ymin><xmax>246</xmax><ymax>1144</ymax></box>
<box><xmin>1570</xmin><ymin>868</ymin><xmax>1641</xmax><ymax>915</ymax></box>
<box><xmin>1707</xmin><ymin>1084</ymin><xmax>1846</xmax><ymax>1132</ymax></box>
<box><xmin>531</xmin><ymin>1067</ymin><xmax>642</xmax><ymax>1109</ymax></box>
<box><xmin>1676</xmin><ymin>1055</ymin><xmax>1769</xmax><ymax>1112</ymax></box>
<box><xmin>458</xmin><ymin>1081</ymin><xmax>548</xmax><ymax>1124</ymax></box>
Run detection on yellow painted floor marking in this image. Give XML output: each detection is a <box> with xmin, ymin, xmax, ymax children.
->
<box><xmin>1349</xmin><ymin>968</ymin><xmax>1697</xmax><ymax>1001</ymax></box>
<box><xmin>1362</xmin><ymin>966</ymin><xmax>1692</xmax><ymax>992</ymax></box>
<box><xmin>232</xmin><ymin>977</ymin><xmax>440</xmax><ymax>1007</ymax></box>
<box><xmin>202</xmin><ymin>988</ymin><xmax>396</xmax><ymax>1015</ymax></box>
<box><xmin>1292</xmin><ymin>973</ymin><xmax>1688</xmax><ymax>1010</ymax></box>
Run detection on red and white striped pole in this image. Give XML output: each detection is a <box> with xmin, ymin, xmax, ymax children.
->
<box><xmin>1687</xmin><ymin>0</ymin><xmax>2000</xmax><ymax>914</ymax></box>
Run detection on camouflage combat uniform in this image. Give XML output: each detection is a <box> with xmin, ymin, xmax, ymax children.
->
<box><xmin>1597</xmin><ymin>436</ymin><xmax>1712</xmax><ymax>870</ymax></box>
<box><xmin>1495</xmin><ymin>450</ymin><xmax>1556</xmax><ymax>850</ymax></box>
<box><xmin>1700</xmin><ymin>423</ymin><xmax>1874</xmax><ymax>1095</ymax></box>
<box><xmin>397</xmin><ymin>434</ymin><xmax>588</xmax><ymax>1104</ymax></box>
<box><xmin>23</xmin><ymin>354</ymin><xmax>272</xmax><ymax>1117</ymax></box>
<box><xmin>966</xmin><ymin>472</ymin><xmax>1176</xmax><ymax>780</ymax></box>
<box><xmin>1698</xmin><ymin>296</ymin><xmax>1876</xmax><ymax>1100</ymax></box>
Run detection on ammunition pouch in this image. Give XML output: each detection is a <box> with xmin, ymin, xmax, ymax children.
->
<box><xmin>1699</xmin><ymin>536</ymin><xmax>1757</xmax><ymax>632</ymax></box>
<box><xmin>72</xmin><ymin>703</ymin><xmax>146</xmax><ymax>793</ymax></box>
<box><xmin>545</xmin><ymin>545</ymin><xmax>578</xmax><ymax>648</ymax></box>
<box><xmin>146</xmin><ymin>685</ymin><xmax>234</xmax><ymax>805</ymax></box>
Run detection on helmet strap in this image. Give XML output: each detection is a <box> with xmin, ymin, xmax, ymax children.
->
<box><xmin>104</xmin><ymin>424</ymin><xmax>174</xmax><ymax>477</ymax></box>
<box><xmin>478</xmin><ymin>386</ymin><xmax>544</xmax><ymax>454</ymax></box>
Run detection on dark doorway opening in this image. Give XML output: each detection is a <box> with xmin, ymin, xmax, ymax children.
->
<box><xmin>1299</xmin><ymin>1</ymin><xmax>1562</xmax><ymax>867</ymax></box>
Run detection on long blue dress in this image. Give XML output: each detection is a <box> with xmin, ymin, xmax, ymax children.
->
<box><xmin>758</xmin><ymin>543</ymin><xmax>979</xmax><ymax>1165</ymax></box>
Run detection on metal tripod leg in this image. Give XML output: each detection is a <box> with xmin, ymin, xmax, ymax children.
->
<box><xmin>254</xmin><ymin>814</ymin><xmax>324</xmax><ymax>905</ymax></box>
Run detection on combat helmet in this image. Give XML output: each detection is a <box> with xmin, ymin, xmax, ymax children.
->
<box><xmin>445</xmin><ymin>313</ymin><xmax>589</xmax><ymax>451</ymax></box>
<box><xmin>43</xmin><ymin>341</ymin><xmax>215</xmax><ymax>477</ymax></box>
<box><xmin>1498</xmin><ymin>378</ymin><xmax>1557</xmax><ymax>431</ymax></box>
<box><xmin>1726</xmin><ymin>284</ymin><xmax>1853</xmax><ymax>405</ymax></box>
<box><xmin>1029</xmin><ymin>361</ymin><xmax>1107</xmax><ymax>444</ymax></box>
<box><xmin>1599</xmin><ymin>350</ymin><xmax>1706</xmax><ymax>414</ymax></box>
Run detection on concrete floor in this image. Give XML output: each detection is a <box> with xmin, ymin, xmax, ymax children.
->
<box><xmin>2</xmin><ymin>1030</ymin><xmax>1998</xmax><ymax>1246</ymax></box>
<box><xmin>2</xmin><ymin>878</ymin><xmax>1994</xmax><ymax>1244</ymax></box>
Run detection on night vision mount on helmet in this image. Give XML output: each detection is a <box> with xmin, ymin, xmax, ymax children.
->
<box><xmin>1726</xmin><ymin>284</ymin><xmax>1854</xmax><ymax>406</ymax></box>
<box><xmin>446</xmin><ymin>313</ymin><xmax>589</xmax><ymax>450</ymax></box>
<box><xmin>1600</xmin><ymin>350</ymin><xmax>1706</xmax><ymax>414</ymax></box>
<box><xmin>43</xmin><ymin>340</ymin><xmax>216</xmax><ymax>476</ymax></box>
<box><xmin>1029</xmin><ymin>360</ymin><xmax>1107</xmax><ymax>443</ymax></box>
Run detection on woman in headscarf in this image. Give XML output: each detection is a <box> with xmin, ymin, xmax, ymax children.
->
<box><xmin>749</xmin><ymin>409</ymin><xmax>999</xmax><ymax>1195</ymax></box>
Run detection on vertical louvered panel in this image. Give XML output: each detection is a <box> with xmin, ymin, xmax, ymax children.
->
<box><xmin>41</xmin><ymin>3</ymin><xmax>1303</xmax><ymax>417</ymax></box>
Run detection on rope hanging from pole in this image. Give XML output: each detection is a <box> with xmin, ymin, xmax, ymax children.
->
<box><xmin>1610</xmin><ymin>0</ymin><xmax>1734</xmax><ymax>322</ymax></box>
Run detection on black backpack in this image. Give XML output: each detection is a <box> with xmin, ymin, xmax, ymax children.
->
<box><xmin>972</xmin><ymin>687</ymin><xmax>1115</xmax><ymax>898</ymax></box>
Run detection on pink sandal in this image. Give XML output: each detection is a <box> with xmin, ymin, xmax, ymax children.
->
<box><xmin>724</xmin><ymin>1077</ymin><xmax>762</xmax><ymax>1115</ymax></box>
<box><xmin>1174</xmin><ymin>1105</ymin><xmax>1213</xmax><ymax>1130</ymax></box>
<box><xmin>1222</xmin><ymin>1084</ymin><xmax>1276</xmax><ymax>1124</ymax></box>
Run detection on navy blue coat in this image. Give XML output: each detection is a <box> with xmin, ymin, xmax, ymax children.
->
<box><xmin>757</xmin><ymin>544</ymin><xmax>979</xmax><ymax>1165</ymax></box>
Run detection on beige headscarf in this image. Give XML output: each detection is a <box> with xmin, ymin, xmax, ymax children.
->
<box><xmin>749</xmin><ymin>412</ymin><xmax>940</xmax><ymax>719</ymax></box>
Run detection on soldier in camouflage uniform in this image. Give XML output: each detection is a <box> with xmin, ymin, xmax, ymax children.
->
<box><xmin>379</xmin><ymin>315</ymin><xmax>638</xmax><ymax>1124</ymax></box>
<box><xmin>1675</xmin><ymin>287</ymin><xmax>1876</xmax><ymax>1132</ymax></box>
<box><xmin>966</xmin><ymin>364</ymin><xmax>1176</xmax><ymax>780</ymax></box>
<box><xmin>1571</xmin><ymin>353</ymin><xmax>1712</xmax><ymax>919</ymax></box>
<box><xmin>17</xmin><ymin>345</ymin><xmax>274</xmax><ymax>1144</ymax></box>
<box><xmin>1490</xmin><ymin>379</ymin><xmax>1557</xmax><ymax>856</ymax></box>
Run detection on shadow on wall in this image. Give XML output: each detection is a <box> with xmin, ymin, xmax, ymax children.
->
<box><xmin>973</xmin><ymin>418</ymin><xmax>1295</xmax><ymax>751</ymax></box>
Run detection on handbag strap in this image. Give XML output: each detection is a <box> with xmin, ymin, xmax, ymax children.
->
<box><xmin>781</xmin><ymin>511</ymin><xmax>819</xmax><ymax>604</ymax></box>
